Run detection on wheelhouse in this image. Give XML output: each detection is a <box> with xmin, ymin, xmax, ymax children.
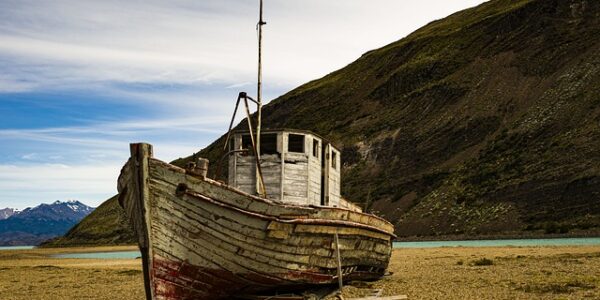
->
<box><xmin>228</xmin><ymin>129</ymin><xmax>343</xmax><ymax>207</ymax></box>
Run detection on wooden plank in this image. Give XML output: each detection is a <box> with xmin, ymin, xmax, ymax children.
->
<box><xmin>284</xmin><ymin>164</ymin><xmax>308</xmax><ymax>172</ymax></box>
<box><xmin>334</xmin><ymin>233</ymin><xmax>343</xmax><ymax>290</ymax></box>
<box><xmin>295</xmin><ymin>225</ymin><xmax>391</xmax><ymax>241</ymax></box>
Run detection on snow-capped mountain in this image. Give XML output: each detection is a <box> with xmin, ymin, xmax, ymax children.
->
<box><xmin>13</xmin><ymin>200</ymin><xmax>94</xmax><ymax>221</ymax></box>
<box><xmin>0</xmin><ymin>200</ymin><xmax>95</xmax><ymax>246</ymax></box>
<box><xmin>0</xmin><ymin>208</ymin><xmax>18</xmax><ymax>220</ymax></box>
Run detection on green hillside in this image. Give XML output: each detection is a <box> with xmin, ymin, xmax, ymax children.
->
<box><xmin>51</xmin><ymin>0</ymin><xmax>600</xmax><ymax>245</ymax></box>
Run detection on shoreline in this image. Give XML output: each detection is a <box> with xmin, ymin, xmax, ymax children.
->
<box><xmin>395</xmin><ymin>230</ymin><xmax>600</xmax><ymax>242</ymax></box>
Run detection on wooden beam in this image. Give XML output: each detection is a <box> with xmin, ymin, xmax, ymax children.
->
<box><xmin>335</xmin><ymin>232</ymin><xmax>343</xmax><ymax>291</ymax></box>
<box><xmin>128</xmin><ymin>143</ymin><xmax>154</xmax><ymax>300</ymax></box>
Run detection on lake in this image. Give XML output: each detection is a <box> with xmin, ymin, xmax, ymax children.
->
<box><xmin>0</xmin><ymin>246</ymin><xmax>35</xmax><ymax>251</ymax></box>
<box><xmin>394</xmin><ymin>237</ymin><xmax>600</xmax><ymax>248</ymax></box>
<box><xmin>52</xmin><ymin>251</ymin><xmax>141</xmax><ymax>259</ymax></box>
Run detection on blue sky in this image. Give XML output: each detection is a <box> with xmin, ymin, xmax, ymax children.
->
<box><xmin>0</xmin><ymin>0</ymin><xmax>485</xmax><ymax>209</ymax></box>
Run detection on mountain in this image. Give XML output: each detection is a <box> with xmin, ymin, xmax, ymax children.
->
<box><xmin>0</xmin><ymin>200</ymin><xmax>94</xmax><ymax>246</ymax></box>
<box><xmin>182</xmin><ymin>0</ymin><xmax>600</xmax><ymax>237</ymax></box>
<box><xmin>54</xmin><ymin>0</ymin><xmax>600</xmax><ymax>245</ymax></box>
<box><xmin>0</xmin><ymin>208</ymin><xmax>18</xmax><ymax>220</ymax></box>
<box><xmin>40</xmin><ymin>195</ymin><xmax>135</xmax><ymax>247</ymax></box>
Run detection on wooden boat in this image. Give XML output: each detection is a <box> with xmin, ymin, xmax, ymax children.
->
<box><xmin>118</xmin><ymin>129</ymin><xmax>395</xmax><ymax>300</ymax></box>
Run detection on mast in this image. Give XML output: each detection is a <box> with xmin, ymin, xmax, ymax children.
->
<box><xmin>223</xmin><ymin>0</ymin><xmax>267</xmax><ymax>197</ymax></box>
<box><xmin>255</xmin><ymin>0</ymin><xmax>266</xmax><ymax>195</ymax></box>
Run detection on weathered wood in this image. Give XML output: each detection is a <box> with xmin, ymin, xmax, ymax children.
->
<box><xmin>230</xmin><ymin>130</ymin><xmax>331</xmax><ymax>206</ymax></box>
<box><xmin>150</xmin><ymin>158</ymin><xmax>395</xmax><ymax>234</ymax></box>
<box><xmin>119</xmin><ymin>143</ymin><xmax>154</xmax><ymax>300</ymax></box>
<box><xmin>334</xmin><ymin>233</ymin><xmax>343</xmax><ymax>291</ymax></box>
<box><xmin>186</xmin><ymin>157</ymin><xmax>209</xmax><ymax>178</ymax></box>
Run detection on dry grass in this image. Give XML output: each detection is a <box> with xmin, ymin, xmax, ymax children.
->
<box><xmin>1</xmin><ymin>245</ymin><xmax>599</xmax><ymax>299</ymax></box>
<box><xmin>0</xmin><ymin>246</ymin><xmax>144</xmax><ymax>300</ymax></box>
<box><xmin>339</xmin><ymin>246</ymin><xmax>600</xmax><ymax>299</ymax></box>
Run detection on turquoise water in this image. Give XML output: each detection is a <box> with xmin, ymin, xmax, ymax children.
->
<box><xmin>5</xmin><ymin>238</ymin><xmax>598</xmax><ymax>255</ymax></box>
<box><xmin>394</xmin><ymin>237</ymin><xmax>600</xmax><ymax>248</ymax></box>
<box><xmin>0</xmin><ymin>246</ymin><xmax>35</xmax><ymax>251</ymax></box>
<box><xmin>53</xmin><ymin>251</ymin><xmax>141</xmax><ymax>259</ymax></box>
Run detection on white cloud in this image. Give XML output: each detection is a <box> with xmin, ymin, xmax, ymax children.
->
<box><xmin>0</xmin><ymin>116</ymin><xmax>227</xmax><ymax>164</ymax></box>
<box><xmin>0</xmin><ymin>0</ymin><xmax>487</xmax><ymax>95</ymax></box>
<box><xmin>0</xmin><ymin>163</ymin><xmax>118</xmax><ymax>209</ymax></box>
<box><xmin>20</xmin><ymin>153</ymin><xmax>38</xmax><ymax>160</ymax></box>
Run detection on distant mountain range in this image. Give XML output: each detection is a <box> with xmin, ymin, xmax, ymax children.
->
<box><xmin>0</xmin><ymin>201</ymin><xmax>94</xmax><ymax>246</ymax></box>
<box><xmin>41</xmin><ymin>195</ymin><xmax>135</xmax><ymax>248</ymax></box>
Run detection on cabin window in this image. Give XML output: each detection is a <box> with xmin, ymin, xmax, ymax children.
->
<box><xmin>312</xmin><ymin>139</ymin><xmax>319</xmax><ymax>157</ymax></box>
<box><xmin>260</xmin><ymin>134</ymin><xmax>278</xmax><ymax>155</ymax></box>
<box><xmin>241</xmin><ymin>135</ymin><xmax>254</xmax><ymax>154</ymax></box>
<box><xmin>288</xmin><ymin>134</ymin><xmax>305</xmax><ymax>153</ymax></box>
<box><xmin>331</xmin><ymin>150</ymin><xmax>337</xmax><ymax>169</ymax></box>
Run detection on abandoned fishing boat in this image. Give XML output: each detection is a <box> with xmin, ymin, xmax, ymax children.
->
<box><xmin>118</xmin><ymin>129</ymin><xmax>395</xmax><ymax>299</ymax></box>
<box><xmin>117</xmin><ymin>1</ymin><xmax>394</xmax><ymax>299</ymax></box>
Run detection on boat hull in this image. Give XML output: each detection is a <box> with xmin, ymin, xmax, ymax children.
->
<box><xmin>118</xmin><ymin>143</ymin><xmax>394</xmax><ymax>300</ymax></box>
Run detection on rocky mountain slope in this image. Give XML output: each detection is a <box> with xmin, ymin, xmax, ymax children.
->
<box><xmin>53</xmin><ymin>0</ymin><xmax>600</xmax><ymax>245</ymax></box>
<box><xmin>0</xmin><ymin>201</ymin><xmax>94</xmax><ymax>246</ymax></box>
<box><xmin>0</xmin><ymin>208</ymin><xmax>18</xmax><ymax>220</ymax></box>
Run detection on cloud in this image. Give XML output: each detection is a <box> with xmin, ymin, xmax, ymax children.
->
<box><xmin>20</xmin><ymin>153</ymin><xmax>38</xmax><ymax>160</ymax></box>
<box><xmin>0</xmin><ymin>163</ymin><xmax>119</xmax><ymax>209</ymax></box>
<box><xmin>0</xmin><ymin>0</ymin><xmax>486</xmax><ymax>96</ymax></box>
<box><xmin>0</xmin><ymin>116</ymin><xmax>228</xmax><ymax>163</ymax></box>
<box><xmin>0</xmin><ymin>75</ymin><xmax>36</xmax><ymax>93</ymax></box>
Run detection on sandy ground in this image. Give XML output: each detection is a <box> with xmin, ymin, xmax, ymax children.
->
<box><xmin>1</xmin><ymin>245</ymin><xmax>599</xmax><ymax>299</ymax></box>
<box><xmin>0</xmin><ymin>246</ymin><xmax>144</xmax><ymax>300</ymax></box>
<box><xmin>341</xmin><ymin>246</ymin><xmax>600</xmax><ymax>300</ymax></box>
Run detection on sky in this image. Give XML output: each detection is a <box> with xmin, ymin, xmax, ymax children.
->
<box><xmin>0</xmin><ymin>0</ymin><xmax>486</xmax><ymax>209</ymax></box>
